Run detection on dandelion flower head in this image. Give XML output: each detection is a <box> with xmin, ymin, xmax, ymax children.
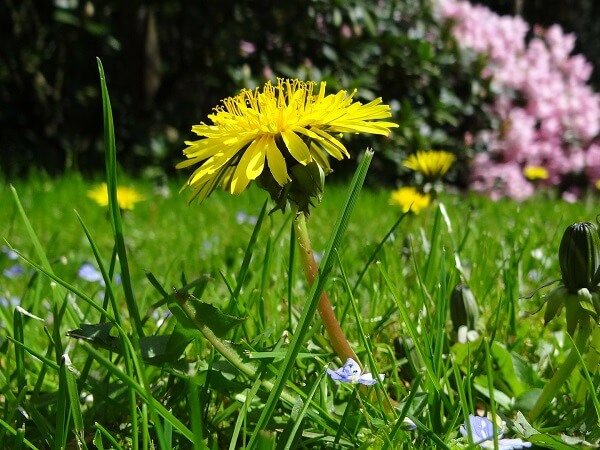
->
<box><xmin>177</xmin><ymin>78</ymin><xmax>398</xmax><ymax>204</ymax></box>
<box><xmin>390</xmin><ymin>187</ymin><xmax>431</xmax><ymax>214</ymax></box>
<box><xmin>403</xmin><ymin>150</ymin><xmax>456</xmax><ymax>179</ymax></box>
<box><xmin>523</xmin><ymin>165</ymin><xmax>549</xmax><ymax>181</ymax></box>
<box><xmin>87</xmin><ymin>183</ymin><xmax>144</xmax><ymax>210</ymax></box>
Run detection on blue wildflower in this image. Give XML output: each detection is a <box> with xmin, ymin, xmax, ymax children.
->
<box><xmin>326</xmin><ymin>358</ymin><xmax>384</xmax><ymax>386</ymax></box>
<box><xmin>401</xmin><ymin>417</ymin><xmax>417</xmax><ymax>431</ymax></box>
<box><xmin>460</xmin><ymin>415</ymin><xmax>531</xmax><ymax>449</ymax></box>
<box><xmin>235</xmin><ymin>211</ymin><xmax>258</xmax><ymax>225</ymax></box>
<box><xmin>0</xmin><ymin>296</ymin><xmax>20</xmax><ymax>308</ymax></box>
<box><xmin>3</xmin><ymin>264</ymin><xmax>24</xmax><ymax>278</ymax></box>
<box><xmin>1</xmin><ymin>245</ymin><xmax>19</xmax><ymax>260</ymax></box>
<box><xmin>78</xmin><ymin>263</ymin><xmax>104</xmax><ymax>284</ymax></box>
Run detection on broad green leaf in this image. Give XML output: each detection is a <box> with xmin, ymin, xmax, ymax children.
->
<box><xmin>170</xmin><ymin>290</ymin><xmax>245</xmax><ymax>338</ymax></box>
<box><xmin>67</xmin><ymin>323</ymin><xmax>196</xmax><ymax>364</ymax></box>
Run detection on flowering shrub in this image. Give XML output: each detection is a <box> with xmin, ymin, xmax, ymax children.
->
<box><xmin>438</xmin><ymin>0</ymin><xmax>600</xmax><ymax>201</ymax></box>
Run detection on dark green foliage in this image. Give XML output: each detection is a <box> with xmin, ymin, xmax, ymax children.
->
<box><xmin>2</xmin><ymin>0</ymin><xmax>599</xmax><ymax>186</ymax></box>
<box><xmin>0</xmin><ymin>0</ymin><xmax>491</xmax><ymax>183</ymax></box>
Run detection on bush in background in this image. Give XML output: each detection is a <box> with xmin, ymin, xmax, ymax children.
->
<box><xmin>0</xmin><ymin>0</ymin><xmax>495</xmax><ymax>183</ymax></box>
<box><xmin>439</xmin><ymin>0</ymin><xmax>600</xmax><ymax>200</ymax></box>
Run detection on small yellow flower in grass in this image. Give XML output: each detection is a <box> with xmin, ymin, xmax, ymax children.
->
<box><xmin>177</xmin><ymin>78</ymin><xmax>398</xmax><ymax>208</ymax></box>
<box><xmin>403</xmin><ymin>150</ymin><xmax>456</xmax><ymax>179</ymax></box>
<box><xmin>596</xmin><ymin>180</ymin><xmax>600</xmax><ymax>191</ymax></box>
<box><xmin>390</xmin><ymin>187</ymin><xmax>431</xmax><ymax>214</ymax></box>
<box><xmin>87</xmin><ymin>183</ymin><xmax>144</xmax><ymax>210</ymax></box>
<box><xmin>523</xmin><ymin>165</ymin><xmax>549</xmax><ymax>181</ymax></box>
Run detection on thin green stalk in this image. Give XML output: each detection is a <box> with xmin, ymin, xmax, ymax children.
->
<box><xmin>575</xmin><ymin>325</ymin><xmax>600</xmax><ymax>404</ymax></box>
<box><xmin>529</xmin><ymin>322</ymin><xmax>591</xmax><ymax>422</ymax></box>
<box><xmin>293</xmin><ymin>212</ymin><xmax>358</xmax><ymax>363</ymax></box>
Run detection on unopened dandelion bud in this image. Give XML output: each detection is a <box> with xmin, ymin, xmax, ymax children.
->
<box><xmin>559</xmin><ymin>222</ymin><xmax>600</xmax><ymax>293</ymax></box>
<box><xmin>450</xmin><ymin>284</ymin><xmax>479</xmax><ymax>332</ymax></box>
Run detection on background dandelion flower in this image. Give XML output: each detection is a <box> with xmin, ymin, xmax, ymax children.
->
<box><xmin>390</xmin><ymin>187</ymin><xmax>431</xmax><ymax>214</ymax></box>
<box><xmin>87</xmin><ymin>183</ymin><xmax>144</xmax><ymax>210</ymax></box>
<box><xmin>177</xmin><ymin>78</ymin><xmax>398</xmax><ymax>205</ymax></box>
<box><xmin>403</xmin><ymin>150</ymin><xmax>456</xmax><ymax>179</ymax></box>
<box><xmin>523</xmin><ymin>165</ymin><xmax>549</xmax><ymax>181</ymax></box>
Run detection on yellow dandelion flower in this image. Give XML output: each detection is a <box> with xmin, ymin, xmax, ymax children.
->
<box><xmin>523</xmin><ymin>165</ymin><xmax>549</xmax><ymax>181</ymax></box>
<box><xmin>87</xmin><ymin>183</ymin><xmax>144</xmax><ymax>210</ymax></box>
<box><xmin>390</xmin><ymin>187</ymin><xmax>431</xmax><ymax>214</ymax></box>
<box><xmin>177</xmin><ymin>78</ymin><xmax>398</xmax><ymax>205</ymax></box>
<box><xmin>403</xmin><ymin>150</ymin><xmax>456</xmax><ymax>179</ymax></box>
<box><xmin>596</xmin><ymin>180</ymin><xmax>600</xmax><ymax>191</ymax></box>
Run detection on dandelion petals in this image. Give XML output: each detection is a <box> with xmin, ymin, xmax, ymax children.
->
<box><xmin>230</xmin><ymin>139</ymin><xmax>266</xmax><ymax>194</ymax></box>
<box><xmin>282</xmin><ymin>129</ymin><xmax>311</xmax><ymax>165</ymax></box>
<box><xmin>265</xmin><ymin>136</ymin><xmax>289</xmax><ymax>186</ymax></box>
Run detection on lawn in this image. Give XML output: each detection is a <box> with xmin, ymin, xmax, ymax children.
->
<box><xmin>2</xmin><ymin>166</ymin><xmax>598</xmax><ymax>448</ymax></box>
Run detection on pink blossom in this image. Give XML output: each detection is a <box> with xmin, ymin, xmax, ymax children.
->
<box><xmin>239</xmin><ymin>40</ymin><xmax>256</xmax><ymax>56</ymax></box>
<box><xmin>437</xmin><ymin>0</ymin><xmax>600</xmax><ymax>200</ymax></box>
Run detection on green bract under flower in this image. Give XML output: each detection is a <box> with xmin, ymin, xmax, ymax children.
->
<box><xmin>177</xmin><ymin>78</ymin><xmax>398</xmax><ymax>207</ymax></box>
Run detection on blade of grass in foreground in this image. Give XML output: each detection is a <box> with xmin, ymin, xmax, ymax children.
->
<box><xmin>96</xmin><ymin>58</ymin><xmax>143</xmax><ymax>338</ymax></box>
<box><xmin>248</xmin><ymin>149</ymin><xmax>375</xmax><ymax>448</ymax></box>
<box><xmin>97</xmin><ymin>59</ymin><xmax>180</xmax><ymax>449</ymax></box>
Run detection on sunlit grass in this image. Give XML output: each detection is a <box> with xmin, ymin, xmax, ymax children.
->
<box><xmin>2</xmin><ymin>165</ymin><xmax>597</xmax><ymax>448</ymax></box>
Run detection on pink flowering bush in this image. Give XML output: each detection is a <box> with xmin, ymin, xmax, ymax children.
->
<box><xmin>437</xmin><ymin>0</ymin><xmax>600</xmax><ymax>201</ymax></box>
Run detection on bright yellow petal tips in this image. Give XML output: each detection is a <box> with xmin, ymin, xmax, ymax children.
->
<box><xmin>177</xmin><ymin>78</ymin><xmax>398</xmax><ymax>206</ymax></box>
<box><xmin>403</xmin><ymin>150</ymin><xmax>456</xmax><ymax>179</ymax></box>
<box><xmin>390</xmin><ymin>187</ymin><xmax>431</xmax><ymax>214</ymax></box>
<box><xmin>87</xmin><ymin>183</ymin><xmax>144</xmax><ymax>210</ymax></box>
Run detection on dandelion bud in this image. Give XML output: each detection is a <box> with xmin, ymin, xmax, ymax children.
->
<box><xmin>287</xmin><ymin>161</ymin><xmax>326</xmax><ymax>215</ymax></box>
<box><xmin>558</xmin><ymin>222</ymin><xmax>600</xmax><ymax>293</ymax></box>
<box><xmin>450</xmin><ymin>284</ymin><xmax>479</xmax><ymax>332</ymax></box>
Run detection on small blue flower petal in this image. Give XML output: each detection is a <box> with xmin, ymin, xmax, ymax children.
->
<box><xmin>235</xmin><ymin>211</ymin><xmax>258</xmax><ymax>225</ymax></box>
<box><xmin>0</xmin><ymin>296</ymin><xmax>20</xmax><ymax>307</ymax></box>
<box><xmin>1</xmin><ymin>245</ymin><xmax>19</xmax><ymax>260</ymax></box>
<box><xmin>3</xmin><ymin>264</ymin><xmax>24</xmax><ymax>278</ymax></box>
<box><xmin>460</xmin><ymin>415</ymin><xmax>531</xmax><ymax>450</ymax></box>
<box><xmin>402</xmin><ymin>417</ymin><xmax>417</xmax><ymax>431</ymax></box>
<box><xmin>326</xmin><ymin>358</ymin><xmax>384</xmax><ymax>386</ymax></box>
<box><xmin>78</xmin><ymin>263</ymin><xmax>104</xmax><ymax>283</ymax></box>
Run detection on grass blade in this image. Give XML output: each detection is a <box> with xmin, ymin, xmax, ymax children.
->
<box><xmin>96</xmin><ymin>58</ymin><xmax>143</xmax><ymax>337</ymax></box>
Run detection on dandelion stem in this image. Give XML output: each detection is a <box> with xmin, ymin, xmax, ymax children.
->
<box><xmin>529</xmin><ymin>322</ymin><xmax>591</xmax><ymax>422</ymax></box>
<box><xmin>293</xmin><ymin>211</ymin><xmax>359</xmax><ymax>364</ymax></box>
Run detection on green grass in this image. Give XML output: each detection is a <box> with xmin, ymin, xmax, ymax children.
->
<box><xmin>2</xmin><ymin>170</ymin><xmax>598</xmax><ymax>448</ymax></box>
<box><xmin>1</xmin><ymin>66</ymin><xmax>599</xmax><ymax>449</ymax></box>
